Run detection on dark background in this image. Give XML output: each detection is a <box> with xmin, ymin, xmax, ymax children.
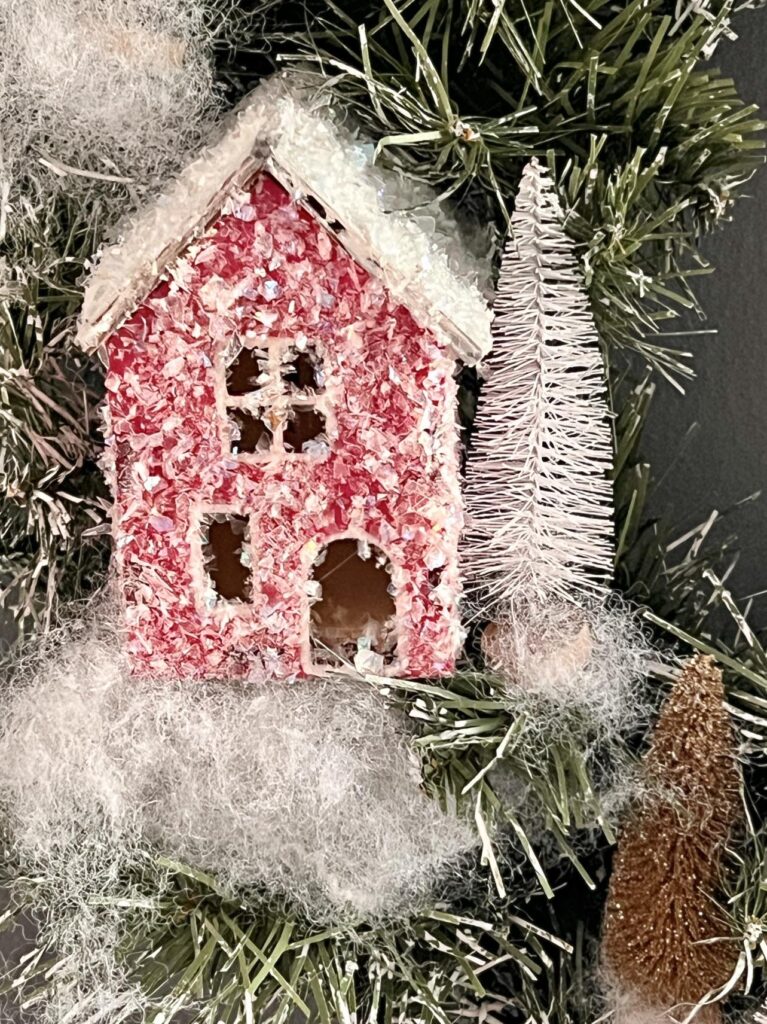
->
<box><xmin>641</xmin><ymin>11</ymin><xmax>767</xmax><ymax>622</ymax></box>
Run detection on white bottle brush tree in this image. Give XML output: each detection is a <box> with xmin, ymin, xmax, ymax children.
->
<box><xmin>464</xmin><ymin>159</ymin><xmax>616</xmax><ymax>693</ymax></box>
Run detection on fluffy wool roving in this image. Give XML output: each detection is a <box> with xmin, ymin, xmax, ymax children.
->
<box><xmin>0</xmin><ymin>612</ymin><xmax>474</xmax><ymax>922</ymax></box>
<box><xmin>0</xmin><ymin>610</ymin><xmax>475</xmax><ymax>1022</ymax></box>
<box><xmin>482</xmin><ymin>596</ymin><xmax>655</xmax><ymax>730</ymax></box>
<box><xmin>0</xmin><ymin>0</ymin><xmax>224</xmax><ymax>224</ymax></box>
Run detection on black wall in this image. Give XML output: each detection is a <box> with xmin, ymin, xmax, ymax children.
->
<box><xmin>642</xmin><ymin>12</ymin><xmax>767</xmax><ymax>620</ymax></box>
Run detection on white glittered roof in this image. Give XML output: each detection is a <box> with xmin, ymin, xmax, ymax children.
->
<box><xmin>76</xmin><ymin>74</ymin><xmax>494</xmax><ymax>363</ymax></box>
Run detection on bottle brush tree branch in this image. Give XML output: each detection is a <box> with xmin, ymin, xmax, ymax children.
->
<box><xmin>602</xmin><ymin>655</ymin><xmax>742</xmax><ymax>1022</ymax></box>
<box><xmin>462</xmin><ymin>158</ymin><xmax>613</xmax><ymax>609</ymax></box>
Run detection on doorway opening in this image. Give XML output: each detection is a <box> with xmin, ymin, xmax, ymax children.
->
<box><xmin>308</xmin><ymin>537</ymin><xmax>398</xmax><ymax>670</ymax></box>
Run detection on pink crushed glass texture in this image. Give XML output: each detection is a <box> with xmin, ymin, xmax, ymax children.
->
<box><xmin>106</xmin><ymin>173</ymin><xmax>463</xmax><ymax>679</ymax></box>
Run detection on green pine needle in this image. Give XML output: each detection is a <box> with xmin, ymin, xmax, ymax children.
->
<box><xmin>3</xmin><ymin>856</ymin><xmax>563</xmax><ymax>1024</ymax></box>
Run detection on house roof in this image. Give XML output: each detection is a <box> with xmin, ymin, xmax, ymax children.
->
<box><xmin>75</xmin><ymin>75</ymin><xmax>494</xmax><ymax>364</ymax></box>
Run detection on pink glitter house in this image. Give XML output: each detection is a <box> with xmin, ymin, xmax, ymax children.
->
<box><xmin>76</xmin><ymin>80</ymin><xmax>493</xmax><ymax>680</ymax></box>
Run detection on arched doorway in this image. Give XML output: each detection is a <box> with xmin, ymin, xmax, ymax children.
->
<box><xmin>307</xmin><ymin>537</ymin><xmax>398</xmax><ymax>671</ymax></box>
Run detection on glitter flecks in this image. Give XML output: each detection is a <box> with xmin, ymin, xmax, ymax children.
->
<box><xmin>107</xmin><ymin>173</ymin><xmax>464</xmax><ymax>679</ymax></box>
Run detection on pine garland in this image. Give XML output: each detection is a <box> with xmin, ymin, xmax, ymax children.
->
<box><xmin>602</xmin><ymin>655</ymin><xmax>741</xmax><ymax>1019</ymax></box>
<box><xmin>0</xmin><ymin>207</ymin><xmax>109</xmax><ymax>636</ymax></box>
<box><xmin>1</xmin><ymin>856</ymin><xmax>544</xmax><ymax>1024</ymax></box>
<box><xmin>463</xmin><ymin>157</ymin><xmax>613</xmax><ymax>606</ymax></box>
<box><xmin>273</xmin><ymin>0</ymin><xmax>765</xmax><ymax>373</ymax></box>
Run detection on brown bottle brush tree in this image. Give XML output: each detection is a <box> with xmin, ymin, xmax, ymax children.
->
<box><xmin>602</xmin><ymin>655</ymin><xmax>741</xmax><ymax>1022</ymax></box>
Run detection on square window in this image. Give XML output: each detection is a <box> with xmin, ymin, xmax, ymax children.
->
<box><xmin>283</xmin><ymin>406</ymin><xmax>326</xmax><ymax>454</ymax></box>
<box><xmin>226</xmin><ymin>346</ymin><xmax>266</xmax><ymax>396</ymax></box>
<box><xmin>222</xmin><ymin>338</ymin><xmax>329</xmax><ymax>458</ymax></box>
<box><xmin>283</xmin><ymin>348</ymin><xmax>321</xmax><ymax>391</ymax></box>
<box><xmin>229</xmin><ymin>408</ymin><xmax>273</xmax><ymax>454</ymax></box>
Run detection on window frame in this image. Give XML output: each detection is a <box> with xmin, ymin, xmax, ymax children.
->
<box><xmin>191</xmin><ymin>504</ymin><xmax>256</xmax><ymax>615</ymax></box>
<box><xmin>218</xmin><ymin>337</ymin><xmax>332</xmax><ymax>462</ymax></box>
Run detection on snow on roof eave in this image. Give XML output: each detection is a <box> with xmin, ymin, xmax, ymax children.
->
<box><xmin>76</xmin><ymin>147</ymin><xmax>266</xmax><ymax>355</ymax></box>
<box><xmin>75</xmin><ymin>84</ymin><xmax>275</xmax><ymax>355</ymax></box>
<box><xmin>75</xmin><ymin>78</ymin><xmax>493</xmax><ymax>365</ymax></box>
<box><xmin>265</xmin><ymin>155</ymin><xmax>491</xmax><ymax>365</ymax></box>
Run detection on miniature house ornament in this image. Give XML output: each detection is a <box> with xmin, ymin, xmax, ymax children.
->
<box><xmin>76</xmin><ymin>76</ymin><xmax>493</xmax><ymax>680</ymax></box>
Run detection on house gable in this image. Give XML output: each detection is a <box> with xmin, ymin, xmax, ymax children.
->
<box><xmin>77</xmin><ymin>76</ymin><xmax>493</xmax><ymax>364</ymax></box>
<box><xmin>106</xmin><ymin>171</ymin><xmax>464</xmax><ymax>679</ymax></box>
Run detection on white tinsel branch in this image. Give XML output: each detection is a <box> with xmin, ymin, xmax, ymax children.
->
<box><xmin>462</xmin><ymin>158</ymin><xmax>613</xmax><ymax>606</ymax></box>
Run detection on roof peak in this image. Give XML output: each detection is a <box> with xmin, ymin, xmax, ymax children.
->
<box><xmin>75</xmin><ymin>74</ymin><xmax>494</xmax><ymax>364</ymax></box>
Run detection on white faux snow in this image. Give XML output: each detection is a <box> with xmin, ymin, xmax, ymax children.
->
<box><xmin>76</xmin><ymin>74</ymin><xmax>493</xmax><ymax>363</ymax></box>
<box><xmin>0</xmin><ymin>607</ymin><xmax>475</xmax><ymax>1022</ymax></box>
<box><xmin>0</xmin><ymin>0</ymin><xmax>222</xmax><ymax>220</ymax></box>
<box><xmin>482</xmin><ymin>596</ymin><xmax>654</xmax><ymax>729</ymax></box>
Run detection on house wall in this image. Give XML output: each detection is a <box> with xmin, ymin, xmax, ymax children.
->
<box><xmin>105</xmin><ymin>174</ymin><xmax>464</xmax><ymax>679</ymax></box>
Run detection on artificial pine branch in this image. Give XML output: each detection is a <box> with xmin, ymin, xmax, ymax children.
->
<box><xmin>602</xmin><ymin>655</ymin><xmax>741</xmax><ymax>1021</ymax></box>
<box><xmin>462</xmin><ymin>158</ymin><xmax>613</xmax><ymax>606</ymax></box>
<box><xmin>273</xmin><ymin>0</ymin><xmax>765</xmax><ymax>377</ymax></box>
<box><xmin>0</xmin><ymin>203</ymin><xmax>109</xmax><ymax>639</ymax></box>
